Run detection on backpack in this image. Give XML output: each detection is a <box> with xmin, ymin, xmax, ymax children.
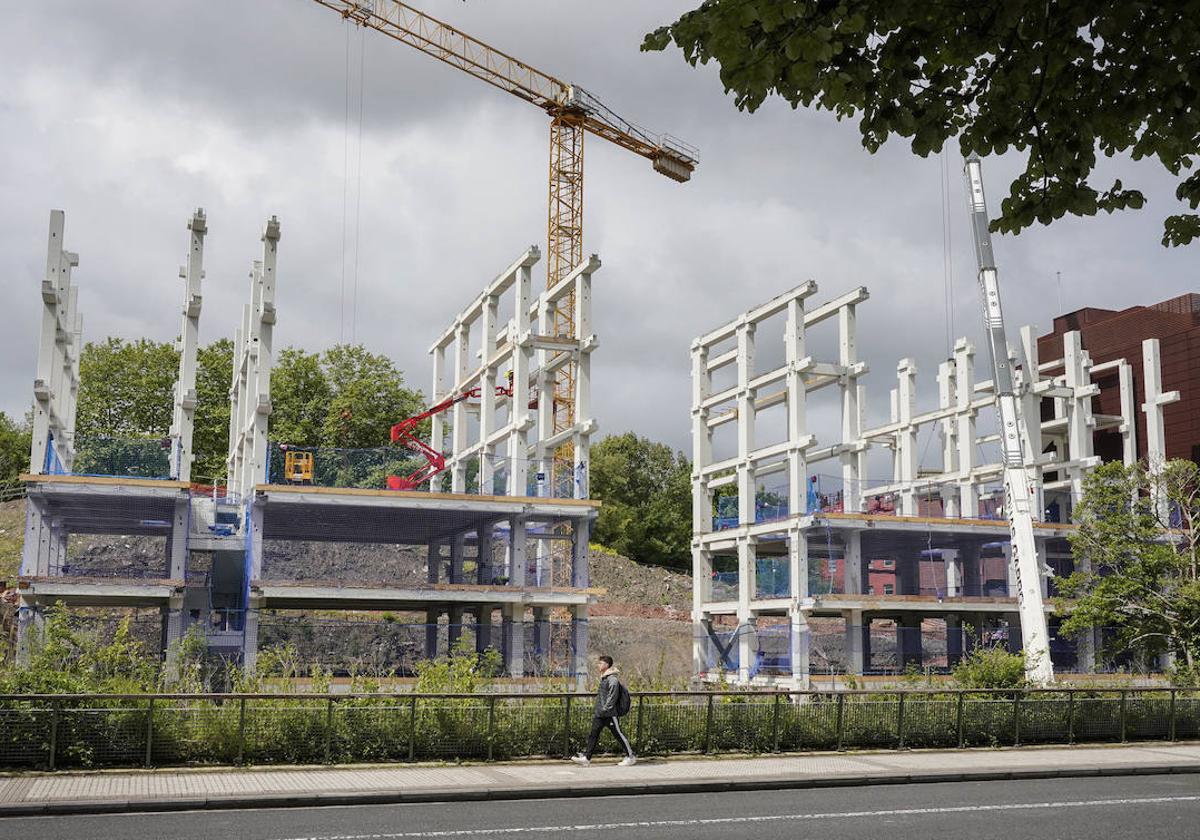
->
<box><xmin>615</xmin><ymin>681</ymin><xmax>632</xmax><ymax>717</ymax></box>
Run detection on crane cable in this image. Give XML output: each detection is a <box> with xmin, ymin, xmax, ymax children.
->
<box><xmin>340</xmin><ymin>19</ymin><xmax>351</xmax><ymax>345</ymax></box>
<box><xmin>352</xmin><ymin>24</ymin><xmax>366</xmax><ymax>345</ymax></box>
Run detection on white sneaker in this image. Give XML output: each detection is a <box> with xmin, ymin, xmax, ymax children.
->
<box><xmin>570</xmin><ymin>755</ymin><xmax>590</xmax><ymax>766</ymax></box>
<box><xmin>618</xmin><ymin>756</ymin><xmax>638</xmax><ymax>767</ymax></box>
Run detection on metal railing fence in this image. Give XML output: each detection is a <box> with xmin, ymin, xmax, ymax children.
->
<box><xmin>0</xmin><ymin>688</ymin><xmax>1197</xmax><ymax>770</ymax></box>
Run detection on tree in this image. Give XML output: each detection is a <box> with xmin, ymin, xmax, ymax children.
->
<box><xmin>270</xmin><ymin>348</ymin><xmax>332</xmax><ymax>447</ymax></box>
<box><xmin>590</xmin><ymin>432</ymin><xmax>693</xmax><ymax>569</ymax></box>
<box><xmin>1057</xmin><ymin>460</ymin><xmax>1200</xmax><ymax>682</ymax></box>
<box><xmin>319</xmin><ymin>345</ymin><xmax>424</xmax><ymax>449</ymax></box>
<box><xmin>76</xmin><ymin>337</ymin><xmax>178</xmax><ymax>440</ymax></box>
<box><xmin>644</xmin><ymin>2</ymin><xmax>1200</xmax><ymax>245</ymax></box>
<box><xmin>192</xmin><ymin>339</ymin><xmax>233</xmax><ymax>481</ymax></box>
<box><xmin>0</xmin><ymin>413</ymin><xmax>32</xmax><ymax>491</ymax></box>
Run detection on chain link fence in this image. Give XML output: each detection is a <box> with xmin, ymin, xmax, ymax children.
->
<box><xmin>1</xmin><ymin>688</ymin><xmax>1197</xmax><ymax>770</ymax></box>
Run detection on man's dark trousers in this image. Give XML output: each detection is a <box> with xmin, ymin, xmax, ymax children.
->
<box><xmin>583</xmin><ymin>713</ymin><xmax>634</xmax><ymax>759</ymax></box>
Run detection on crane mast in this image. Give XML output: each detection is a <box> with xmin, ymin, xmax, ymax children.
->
<box><xmin>311</xmin><ymin>0</ymin><xmax>697</xmax><ymax>486</ymax></box>
<box><xmin>964</xmin><ymin>156</ymin><xmax>1054</xmax><ymax>685</ymax></box>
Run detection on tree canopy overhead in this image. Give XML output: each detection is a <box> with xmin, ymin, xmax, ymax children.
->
<box><xmin>644</xmin><ymin>1</ymin><xmax>1200</xmax><ymax>245</ymax></box>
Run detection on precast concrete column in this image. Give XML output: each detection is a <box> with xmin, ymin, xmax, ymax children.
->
<box><xmin>167</xmin><ymin>497</ymin><xmax>189</xmax><ymax>579</ymax></box>
<box><xmin>503</xmin><ymin>603</ymin><xmax>524</xmax><ymax>677</ymax></box>
<box><xmin>569</xmin><ymin>605</ymin><xmax>589</xmax><ymax>690</ymax></box>
<box><xmin>424</xmin><ymin>607</ymin><xmax>440</xmax><ymax>660</ymax></box>
<box><xmin>477</xmin><ymin>522</ymin><xmax>495</xmax><ymax>585</ymax></box>
<box><xmin>844</xmin><ymin>609</ymin><xmax>866</xmax><ymax>675</ymax></box>
<box><xmin>242</xmin><ymin>607</ymin><xmax>261</xmax><ymax>675</ymax></box>
<box><xmin>789</xmin><ymin>608</ymin><xmax>810</xmax><ymax>688</ymax></box>
<box><xmin>450</xmin><ymin>533</ymin><xmax>466</xmax><ymax>584</ymax></box>
<box><xmin>20</xmin><ymin>500</ymin><xmax>52</xmax><ymax>577</ymax></box>
<box><xmin>15</xmin><ymin>603</ymin><xmax>44</xmax><ymax>666</ymax></box>
<box><xmin>475</xmin><ymin>606</ymin><xmax>494</xmax><ymax>654</ymax></box>
<box><xmin>943</xmin><ymin>549</ymin><xmax>962</xmax><ymax>598</ymax></box>
<box><xmin>843</xmin><ymin>531</ymin><xmax>864</xmax><ymax>595</ymax></box>
<box><xmin>161</xmin><ymin>597</ymin><xmax>186</xmax><ymax>673</ymax></box>
<box><xmin>532</xmin><ymin>606</ymin><xmax>550</xmax><ymax>672</ymax></box>
<box><xmin>508</xmin><ymin>516</ymin><xmax>527</xmax><ymax>587</ymax></box>
<box><xmin>571</xmin><ymin>518</ymin><xmax>591</xmax><ymax>588</ymax></box>
<box><xmin>897</xmin><ymin>615</ymin><xmax>922</xmax><ymax>668</ymax></box>
<box><xmin>1006</xmin><ymin>615</ymin><xmax>1023</xmax><ymax>655</ymax></box>
<box><xmin>945</xmin><ymin>614</ymin><xmax>963</xmax><ymax>666</ymax></box>
<box><xmin>961</xmin><ymin>543</ymin><xmax>981</xmax><ymax>597</ymax></box>
<box><xmin>737</xmin><ymin>616</ymin><xmax>759</xmax><ymax>683</ymax></box>
<box><xmin>427</xmin><ymin>540</ymin><xmax>442</xmax><ymax>584</ymax></box>
<box><xmin>896</xmin><ymin>552</ymin><xmax>919</xmax><ymax>595</ymax></box>
<box><xmin>448</xmin><ymin>606</ymin><xmax>465</xmax><ymax>651</ymax></box>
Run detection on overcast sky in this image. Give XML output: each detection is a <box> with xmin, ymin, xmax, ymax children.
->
<box><xmin>1</xmin><ymin>0</ymin><xmax>1195</xmax><ymax>465</ymax></box>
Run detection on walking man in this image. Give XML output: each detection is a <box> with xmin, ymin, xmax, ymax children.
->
<box><xmin>571</xmin><ymin>655</ymin><xmax>636</xmax><ymax>766</ymax></box>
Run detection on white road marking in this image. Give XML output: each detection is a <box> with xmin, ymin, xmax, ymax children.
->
<box><xmin>281</xmin><ymin>794</ymin><xmax>1200</xmax><ymax>839</ymax></box>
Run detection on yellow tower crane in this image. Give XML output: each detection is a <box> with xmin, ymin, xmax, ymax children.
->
<box><xmin>311</xmin><ymin>0</ymin><xmax>698</xmax><ymax>478</ymax></box>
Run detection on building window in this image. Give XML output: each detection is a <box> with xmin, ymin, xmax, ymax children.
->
<box><xmin>868</xmin><ymin>586</ymin><xmax>875</xmax><ymax>595</ymax></box>
<box><xmin>883</xmin><ymin>583</ymin><xmax>895</xmax><ymax>595</ymax></box>
<box><xmin>882</xmin><ymin>558</ymin><xmax>895</xmax><ymax>568</ymax></box>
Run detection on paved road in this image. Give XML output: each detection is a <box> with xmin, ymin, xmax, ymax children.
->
<box><xmin>8</xmin><ymin>775</ymin><xmax>1200</xmax><ymax>839</ymax></box>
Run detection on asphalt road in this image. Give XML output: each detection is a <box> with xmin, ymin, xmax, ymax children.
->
<box><xmin>7</xmin><ymin>775</ymin><xmax>1200</xmax><ymax>840</ymax></box>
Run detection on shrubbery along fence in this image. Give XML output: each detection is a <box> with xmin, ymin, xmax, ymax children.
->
<box><xmin>1</xmin><ymin>688</ymin><xmax>1197</xmax><ymax>770</ymax></box>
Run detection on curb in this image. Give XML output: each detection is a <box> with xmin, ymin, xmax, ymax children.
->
<box><xmin>3</xmin><ymin>762</ymin><xmax>1200</xmax><ymax>818</ymax></box>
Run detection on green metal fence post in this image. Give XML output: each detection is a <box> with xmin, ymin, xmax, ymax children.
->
<box><xmin>408</xmin><ymin>696</ymin><xmax>418</xmax><ymax>761</ymax></box>
<box><xmin>1067</xmin><ymin>690</ymin><xmax>1075</xmax><ymax>745</ymax></box>
<box><xmin>956</xmin><ymin>691</ymin><xmax>965</xmax><ymax>749</ymax></box>
<box><xmin>771</xmin><ymin>693</ymin><xmax>782</xmax><ymax>753</ymax></box>
<box><xmin>486</xmin><ymin>695</ymin><xmax>497</xmax><ymax>762</ymax></box>
<box><xmin>563</xmin><ymin>694</ymin><xmax>573</xmax><ymax>758</ymax></box>
<box><xmin>237</xmin><ymin>698</ymin><xmax>248</xmax><ymax>765</ymax></box>
<box><xmin>836</xmin><ymin>693</ymin><xmax>846</xmax><ymax>752</ymax></box>
<box><xmin>1119</xmin><ymin>690</ymin><xmax>1128</xmax><ymax>743</ymax></box>
<box><xmin>897</xmin><ymin>692</ymin><xmax>906</xmax><ymax>749</ymax></box>
<box><xmin>48</xmin><ymin>700</ymin><xmax>59</xmax><ymax>771</ymax></box>
<box><xmin>1012</xmin><ymin>692</ymin><xmax>1021</xmax><ymax>747</ymax></box>
<box><xmin>144</xmin><ymin>697</ymin><xmax>155</xmax><ymax>768</ymax></box>
<box><xmin>325</xmin><ymin>697</ymin><xmax>335</xmax><ymax>764</ymax></box>
<box><xmin>1169</xmin><ymin>689</ymin><xmax>1177</xmax><ymax>742</ymax></box>
<box><xmin>634</xmin><ymin>695</ymin><xmax>645</xmax><ymax>754</ymax></box>
<box><xmin>702</xmin><ymin>694</ymin><xmax>715</xmax><ymax>754</ymax></box>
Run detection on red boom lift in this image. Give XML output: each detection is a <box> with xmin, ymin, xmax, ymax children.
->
<box><xmin>386</xmin><ymin>378</ymin><xmax>517</xmax><ymax>491</ymax></box>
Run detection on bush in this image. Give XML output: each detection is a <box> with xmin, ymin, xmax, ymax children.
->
<box><xmin>952</xmin><ymin>645</ymin><xmax>1029</xmax><ymax>689</ymax></box>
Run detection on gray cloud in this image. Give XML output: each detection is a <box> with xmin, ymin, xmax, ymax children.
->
<box><xmin>1</xmin><ymin>0</ymin><xmax>1195</xmax><ymax>461</ymax></box>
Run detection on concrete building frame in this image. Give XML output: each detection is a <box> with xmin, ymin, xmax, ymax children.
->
<box><xmin>690</xmin><ymin>281</ymin><xmax>1176</xmax><ymax>688</ymax></box>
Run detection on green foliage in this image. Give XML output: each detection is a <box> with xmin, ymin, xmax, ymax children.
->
<box><xmin>644</xmin><ymin>2</ymin><xmax>1200</xmax><ymax>245</ymax></box>
<box><xmin>953</xmin><ymin>644</ymin><xmax>1029</xmax><ymax>689</ymax></box>
<box><xmin>271</xmin><ymin>348</ymin><xmax>333</xmax><ymax>447</ymax></box>
<box><xmin>72</xmin><ymin>338</ymin><xmax>423</xmax><ymax>483</ymax></box>
<box><xmin>1059</xmin><ymin>460</ymin><xmax>1200</xmax><ymax>678</ymax></box>
<box><xmin>77</xmin><ymin>338</ymin><xmax>178</xmax><ymax>439</ymax></box>
<box><xmin>413</xmin><ymin>637</ymin><xmax>502</xmax><ymax>694</ymax></box>
<box><xmin>319</xmin><ymin>345</ymin><xmax>424</xmax><ymax>449</ymax></box>
<box><xmin>590</xmin><ymin>432</ymin><xmax>692</xmax><ymax>569</ymax></box>
<box><xmin>193</xmin><ymin>339</ymin><xmax>233</xmax><ymax>481</ymax></box>
<box><xmin>0</xmin><ymin>413</ymin><xmax>31</xmax><ymax>491</ymax></box>
<box><xmin>0</xmin><ymin>609</ymin><xmax>157</xmax><ymax>695</ymax></box>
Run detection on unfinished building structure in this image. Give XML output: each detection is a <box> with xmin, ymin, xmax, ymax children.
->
<box><xmin>16</xmin><ymin>210</ymin><xmax>600</xmax><ymax>682</ymax></box>
<box><xmin>691</xmin><ymin>281</ymin><xmax>1179</xmax><ymax>688</ymax></box>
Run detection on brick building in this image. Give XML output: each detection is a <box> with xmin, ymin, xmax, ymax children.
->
<box><xmin>1038</xmin><ymin>293</ymin><xmax>1200</xmax><ymax>466</ymax></box>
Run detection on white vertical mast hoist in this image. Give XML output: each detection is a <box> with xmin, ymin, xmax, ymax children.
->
<box><xmin>964</xmin><ymin>155</ymin><xmax>1055</xmax><ymax>684</ymax></box>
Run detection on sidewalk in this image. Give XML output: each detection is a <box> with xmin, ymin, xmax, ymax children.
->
<box><xmin>2</xmin><ymin>742</ymin><xmax>1199</xmax><ymax>817</ymax></box>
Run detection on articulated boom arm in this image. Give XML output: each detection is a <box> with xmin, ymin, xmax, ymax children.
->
<box><xmin>386</xmin><ymin>382</ymin><xmax>514</xmax><ymax>491</ymax></box>
<box><xmin>965</xmin><ymin>156</ymin><xmax>1054</xmax><ymax>685</ymax></box>
<box><xmin>310</xmin><ymin>0</ymin><xmax>697</xmax><ymax>179</ymax></box>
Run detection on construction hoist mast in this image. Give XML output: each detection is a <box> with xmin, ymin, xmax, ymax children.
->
<box><xmin>964</xmin><ymin>155</ymin><xmax>1054</xmax><ymax>684</ymax></box>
